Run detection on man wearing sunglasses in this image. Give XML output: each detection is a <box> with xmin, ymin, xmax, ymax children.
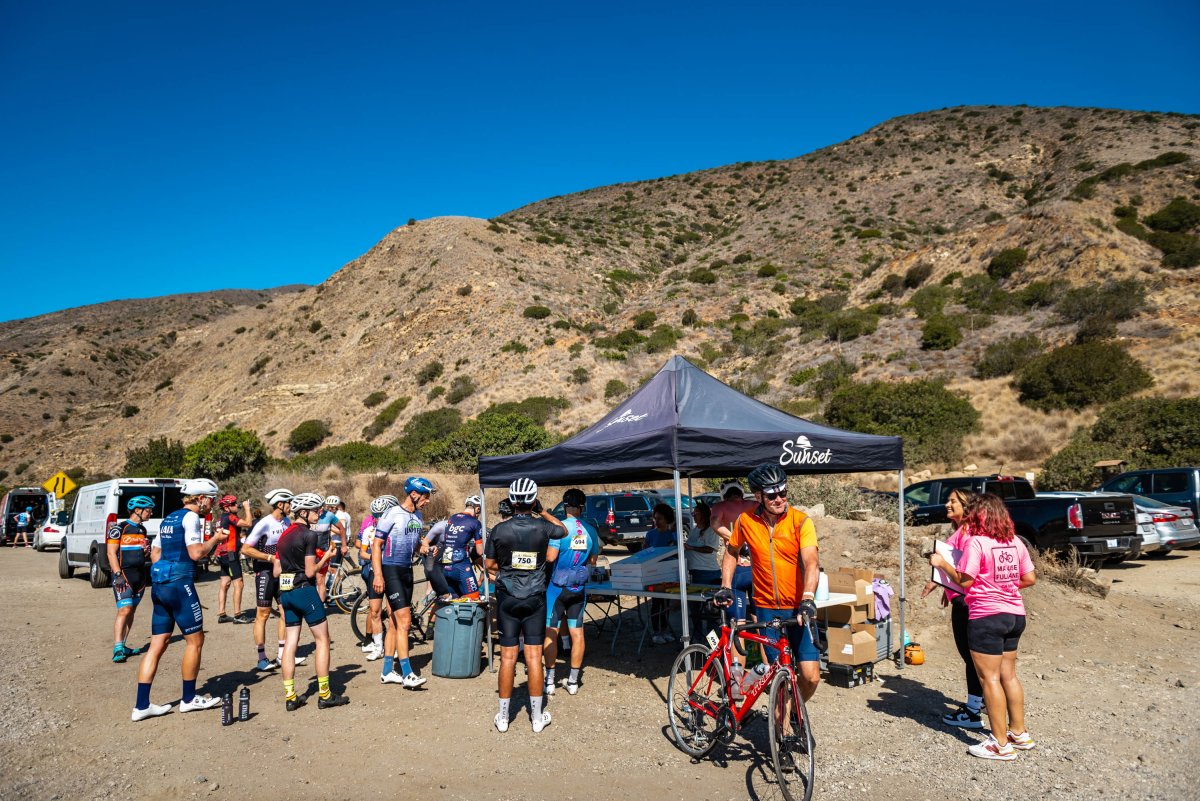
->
<box><xmin>718</xmin><ymin>463</ymin><xmax>821</xmax><ymax>702</ymax></box>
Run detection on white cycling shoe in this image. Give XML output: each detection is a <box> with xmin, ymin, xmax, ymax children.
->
<box><xmin>494</xmin><ymin>712</ymin><xmax>509</xmax><ymax>733</ymax></box>
<box><xmin>401</xmin><ymin>673</ymin><xmax>427</xmax><ymax>689</ymax></box>
<box><xmin>532</xmin><ymin>710</ymin><xmax>552</xmax><ymax>733</ymax></box>
<box><xmin>179</xmin><ymin>694</ymin><xmax>221</xmax><ymax>712</ymax></box>
<box><xmin>131</xmin><ymin>703</ymin><xmax>172</xmax><ymax>722</ymax></box>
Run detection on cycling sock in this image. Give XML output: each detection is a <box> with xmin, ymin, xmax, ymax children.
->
<box><xmin>182</xmin><ymin>679</ymin><xmax>196</xmax><ymax>704</ymax></box>
<box><xmin>283</xmin><ymin>678</ymin><xmax>296</xmax><ymax>701</ymax></box>
<box><xmin>967</xmin><ymin>694</ymin><xmax>983</xmax><ymax>713</ymax></box>
<box><xmin>256</xmin><ymin>644</ymin><xmax>267</xmax><ymax>662</ymax></box>
<box><xmin>400</xmin><ymin>658</ymin><xmax>412</xmax><ymax>677</ymax></box>
<box><xmin>382</xmin><ymin>656</ymin><xmax>394</xmax><ymax>676</ymax></box>
<box><xmin>545</xmin><ymin>668</ymin><xmax>556</xmax><ymax>686</ymax></box>
<box><xmin>372</xmin><ymin>633</ymin><xmax>383</xmax><ymax>649</ymax></box>
<box><xmin>498</xmin><ymin>698</ymin><xmax>510</xmax><ymax>718</ymax></box>
<box><xmin>277</xmin><ymin>641</ymin><xmax>285</xmax><ymax>661</ymax></box>
<box><xmin>114</xmin><ymin>640</ymin><xmax>125</xmax><ymax>651</ymax></box>
<box><xmin>569</xmin><ymin>667</ymin><xmax>581</xmax><ymax>684</ymax></box>
<box><xmin>135</xmin><ymin>682</ymin><xmax>151</xmax><ymax>710</ymax></box>
<box><xmin>531</xmin><ymin>695</ymin><xmax>543</xmax><ymax>720</ymax></box>
<box><xmin>318</xmin><ymin>675</ymin><xmax>331</xmax><ymax>700</ymax></box>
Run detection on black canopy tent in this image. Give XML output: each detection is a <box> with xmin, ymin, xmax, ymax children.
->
<box><xmin>477</xmin><ymin>356</ymin><xmax>908</xmax><ymax>657</ymax></box>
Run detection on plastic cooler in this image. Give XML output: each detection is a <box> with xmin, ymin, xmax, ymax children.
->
<box><xmin>432</xmin><ymin>601</ymin><xmax>486</xmax><ymax>678</ymax></box>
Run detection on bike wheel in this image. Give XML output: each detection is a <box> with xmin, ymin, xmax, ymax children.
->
<box><xmin>332</xmin><ymin>567</ymin><xmax>366</xmax><ymax>614</ymax></box>
<box><xmin>767</xmin><ymin>669</ymin><xmax>814</xmax><ymax>801</ymax></box>
<box><xmin>666</xmin><ymin>644</ymin><xmax>726</xmax><ymax>759</ymax></box>
<box><xmin>349</xmin><ymin>592</ymin><xmax>371</xmax><ymax>645</ymax></box>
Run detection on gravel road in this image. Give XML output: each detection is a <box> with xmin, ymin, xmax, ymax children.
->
<box><xmin>1</xmin><ymin>537</ymin><xmax>1197</xmax><ymax>801</ymax></box>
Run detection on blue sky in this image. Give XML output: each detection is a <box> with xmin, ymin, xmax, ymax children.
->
<box><xmin>2</xmin><ymin>1</ymin><xmax>1197</xmax><ymax>322</ymax></box>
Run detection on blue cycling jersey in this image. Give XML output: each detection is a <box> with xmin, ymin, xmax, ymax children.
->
<box><xmin>549</xmin><ymin>516</ymin><xmax>600</xmax><ymax>589</ymax></box>
<box><xmin>440</xmin><ymin>513</ymin><xmax>483</xmax><ymax>566</ymax></box>
<box><xmin>374</xmin><ymin>505</ymin><xmax>423</xmax><ymax>566</ymax></box>
<box><xmin>152</xmin><ymin>508</ymin><xmax>202</xmax><ymax>584</ymax></box>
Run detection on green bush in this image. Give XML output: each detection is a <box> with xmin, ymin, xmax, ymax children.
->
<box><xmin>1143</xmin><ymin>197</ymin><xmax>1200</xmax><ymax>232</ymax></box>
<box><xmin>483</xmin><ymin>396</ymin><xmax>568</xmax><ymax>425</ymax></box>
<box><xmin>920</xmin><ymin>316</ymin><xmax>962</xmax><ymax>350</ymax></box>
<box><xmin>974</xmin><ymin>334</ymin><xmax>1042</xmax><ymax>378</ymax></box>
<box><xmin>957</xmin><ymin>275</ymin><xmax>1012</xmax><ymax>313</ymax></box>
<box><xmin>825</xmin><ymin>310</ymin><xmax>878</xmax><ymax>342</ymax></box>
<box><xmin>124</xmin><ymin>437</ymin><xmax>185</xmax><ymax>477</ymax></box>
<box><xmin>362</xmin><ymin>391</ymin><xmax>387</xmax><ymax>408</ymax></box>
<box><xmin>810</xmin><ymin>356</ymin><xmax>856</xmax><ymax>401</ymax></box>
<box><xmin>1146</xmin><ymin>230</ymin><xmax>1200</xmax><ymax>268</ymax></box>
<box><xmin>825</xmin><ymin>379</ymin><xmax>980</xmax><ymax>465</ymax></box>
<box><xmin>362</xmin><ymin>397</ymin><xmax>411</xmax><ymax>441</ymax></box>
<box><xmin>987</xmin><ymin>247</ymin><xmax>1028</xmax><ymax>280</ymax></box>
<box><xmin>500</xmin><ymin>340</ymin><xmax>528</xmax><ymax>354</ymax></box>
<box><xmin>421</xmin><ymin>412</ymin><xmax>555</xmax><ymax>471</ymax></box>
<box><xmin>446</xmin><ymin>375</ymin><xmax>476</xmax><ymax>405</ymax></box>
<box><xmin>1055</xmin><ymin>279</ymin><xmax>1145</xmax><ymax>322</ymax></box>
<box><xmin>903</xmin><ymin>262</ymin><xmax>933</xmax><ymax>288</ymax></box>
<box><xmin>182</xmin><ymin>428</ymin><xmax>269</xmax><ymax>481</ymax></box>
<box><xmin>632</xmin><ymin>311</ymin><xmax>657</xmax><ymax>330</ymax></box>
<box><xmin>122</xmin><ymin>405</ymin><xmax>140</xmax><ymax>418</ymax></box>
<box><xmin>291</xmin><ymin>441</ymin><xmax>403</xmax><ymax>473</ymax></box>
<box><xmin>1073</xmin><ymin>315</ymin><xmax>1118</xmax><ymax>343</ymax></box>
<box><xmin>416</xmin><ymin>361</ymin><xmax>444</xmax><ymax>386</ymax></box>
<box><xmin>604</xmin><ymin>379</ymin><xmax>628</xmax><ymax>399</ymax></box>
<box><xmin>570</xmin><ymin>366</ymin><xmax>590</xmax><ymax>385</ymax></box>
<box><xmin>681</xmin><ymin>308</ymin><xmax>698</xmax><ymax>326</ymax></box>
<box><xmin>523</xmin><ymin>305</ymin><xmax>552</xmax><ymax>320</ymax></box>
<box><xmin>881</xmin><ymin>274</ymin><xmax>905</xmax><ymax>296</ymax></box>
<box><xmin>757</xmin><ymin>264</ymin><xmax>778</xmax><ymax>277</ymax></box>
<box><xmin>687</xmin><ymin>268</ymin><xmax>717</xmax><ymax>285</ymax></box>
<box><xmin>1014</xmin><ymin>342</ymin><xmax>1153</xmax><ymax>410</ymax></box>
<box><xmin>1014</xmin><ymin>280</ymin><xmax>1061</xmax><ymax>308</ymax></box>
<box><xmin>732</xmin><ymin>252</ymin><xmax>753</xmax><ymax>264</ymax></box>
<box><xmin>909</xmin><ymin>285</ymin><xmax>951</xmax><ymax>319</ymax></box>
<box><xmin>1037</xmin><ymin>432</ymin><xmax>1124</xmax><ymax>491</ymax></box>
<box><xmin>308</xmin><ymin>321</ymin><xmax>322</xmax><ymax>334</ymax></box>
<box><xmin>392</xmin><ymin>408</ymin><xmax>463</xmax><ymax>454</ymax></box>
<box><xmin>644</xmin><ymin>324</ymin><xmax>682</xmax><ymax>354</ymax></box>
<box><xmin>287</xmin><ymin>419</ymin><xmax>330</xmax><ymax>453</ymax></box>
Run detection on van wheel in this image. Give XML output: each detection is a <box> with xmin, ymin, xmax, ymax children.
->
<box><xmin>59</xmin><ymin>548</ymin><xmax>75</xmax><ymax>579</ymax></box>
<box><xmin>89</xmin><ymin>551</ymin><xmax>111</xmax><ymax>589</ymax></box>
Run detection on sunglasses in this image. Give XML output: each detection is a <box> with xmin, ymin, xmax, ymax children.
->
<box><xmin>762</xmin><ymin>489</ymin><xmax>788</xmax><ymax>501</ymax></box>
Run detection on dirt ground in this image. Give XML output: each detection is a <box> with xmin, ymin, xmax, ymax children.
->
<box><xmin>1</xmin><ymin>529</ymin><xmax>1198</xmax><ymax>801</ymax></box>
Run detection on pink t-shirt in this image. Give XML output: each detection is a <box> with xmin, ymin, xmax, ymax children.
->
<box><xmin>957</xmin><ymin>535</ymin><xmax>1034</xmax><ymax>620</ymax></box>
<box><xmin>944</xmin><ymin>524</ymin><xmax>971</xmax><ymax>601</ymax></box>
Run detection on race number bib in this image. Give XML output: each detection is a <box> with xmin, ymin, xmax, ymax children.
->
<box><xmin>279</xmin><ymin>573</ymin><xmax>296</xmax><ymax>592</ymax></box>
<box><xmin>511</xmin><ymin>551</ymin><xmax>537</xmax><ymax>571</ymax></box>
<box><xmin>570</xmin><ymin>533</ymin><xmax>589</xmax><ymax>551</ymax></box>
<box><xmin>442</xmin><ymin>547</ymin><xmax>455</xmax><ymax>564</ymax></box>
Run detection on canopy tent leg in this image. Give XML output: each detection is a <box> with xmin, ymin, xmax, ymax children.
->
<box><xmin>897</xmin><ymin>469</ymin><xmax>906</xmax><ymax>670</ymax></box>
<box><xmin>672</xmin><ymin>470</ymin><xmax>691</xmax><ymax>646</ymax></box>
<box><xmin>479</xmin><ymin>484</ymin><xmax>494</xmax><ymax>674</ymax></box>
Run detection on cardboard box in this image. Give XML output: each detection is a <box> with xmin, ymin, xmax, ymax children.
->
<box><xmin>826</xmin><ymin>626</ymin><xmax>876</xmax><ymax>666</ymax></box>
<box><xmin>823</xmin><ymin>601</ymin><xmax>869</xmax><ymax>625</ymax></box>
<box><xmin>827</xmin><ymin>568</ymin><xmax>875</xmax><ymax>617</ymax></box>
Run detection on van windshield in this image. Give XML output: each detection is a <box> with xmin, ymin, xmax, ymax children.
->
<box><xmin>116</xmin><ymin>484</ymin><xmax>185</xmax><ymax>518</ymax></box>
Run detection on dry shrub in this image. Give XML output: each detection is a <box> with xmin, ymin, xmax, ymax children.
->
<box><xmin>367</xmin><ymin>474</ymin><xmax>399</xmax><ymax>497</ymax></box>
<box><xmin>789</xmin><ymin>475</ymin><xmax>900</xmax><ymax>521</ymax></box>
<box><xmin>1030</xmin><ymin>548</ymin><xmax>1109</xmax><ymax>598</ymax></box>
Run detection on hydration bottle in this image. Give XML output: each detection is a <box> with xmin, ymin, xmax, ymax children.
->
<box><xmin>816</xmin><ymin>568</ymin><xmax>829</xmax><ymax>602</ymax></box>
<box><xmin>238</xmin><ymin>687</ymin><xmax>250</xmax><ymax>721</ymax></box>
<box><xmin>729</xmin><ymin>660</ymin><xmax>745</xmax><ymax>701</ymax></box>
<box><xmin>221</xmin><ymin>693</ymin><xmax>233</xmax><ymax>726</ymax></box>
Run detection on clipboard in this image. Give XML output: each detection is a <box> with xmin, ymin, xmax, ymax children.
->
<box><xmin>931</xmin><ymin>538</ymin><xmax>965</xmax><ymax>594</ymax></box>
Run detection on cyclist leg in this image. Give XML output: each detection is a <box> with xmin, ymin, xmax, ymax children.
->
<box><xmin>543</xmin><ymin>584</ymin><xmax>565</xmax><ymax>690</ymax></box>
<box><xmin>563</xmin><ymin>588</ymin><xmax>588</xmax><ymax>690</ymax></box>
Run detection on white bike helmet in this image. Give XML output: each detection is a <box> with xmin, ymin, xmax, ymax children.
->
<box><xmin>508</xmin><ymin>478</ymin><xmax>538</xmax><ymax>505</ymax></box>
<box><xmin>465</xmin><ymin>494</ymin><xmax>483</xmax><ymax>508</ymax></box>
<box><xmin>720</xmin><ymin>481</ymin><xmax>745</xmax><ymax>498</ymax></box>
<box><xmin>264</xmin><ymin>488</ymin><xmax>294</xmax><ymax>508</ymax></box>
<box><xmin>290</xmin><ymin>492</ymin><xmax>324</xmax><ymax>512</ymax></box>
<box><xmin>370</xmin><ymin>495</ymin><xmax>399</xmax><ymax>515</ymax></box>
<box><xmin>182</xmin><ymin>478</ymin><xmax>220</xmax><ymax>497</ymax></box>
<box><xmin>324</xmin><ymin>495</ymin><xmax>341</xmax><ymax>507</ymax></box>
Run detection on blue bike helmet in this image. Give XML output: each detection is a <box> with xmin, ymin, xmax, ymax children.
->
<box><xmin>404</xmin><ymin>476</ymin><xmax>435</xmax><ymax>496</ymax></box>
<box><xmin>127</xmin><ymin>496</ymin><xmax>156</xmax><ymax>511</ymax></box>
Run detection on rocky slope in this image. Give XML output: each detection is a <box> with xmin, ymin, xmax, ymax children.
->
<box><xmin>0</xmin><ymin>105</ymin><xmax>1196</xmax><ymax>482</ymax></box>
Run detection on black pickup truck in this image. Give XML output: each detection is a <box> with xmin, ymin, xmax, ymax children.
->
<box><xmin>903</xmin><ymin>475</ymin><xmax>1139</xmax><ymax>561</ymax></box>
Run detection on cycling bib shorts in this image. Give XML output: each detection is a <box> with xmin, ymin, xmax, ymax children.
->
<box><xmin>218</xmin><ymin>553</ymin><xmax>243</xmax><ymax>580</ymax></box>
<box><xmin>112</xmin><ymin>570</ymin><xmax>147</xmax><ymax>609</ymax></box>
<box><xmin>546</xmin><ymin>584</ymin><xmax>587</xmax><ymax>629</ymax></box>
<box><xmin>150</xmin><ymin>580</ymin><xmax>204</xmax><ymax>636</ymax></box>
<box><xmin>255</xmin><ymin>569</ymin><xmax>279</xmax><ymax>608</ymax></box>
<box><xmin>360</xmin><ymin>563</ymin><xmax>383</xmax><ymax>600</ymax></box>
<box><xmin>381</xmin><ymin>564</ymin><xmax>414</xmax><ymax>611</ymax></box>
<box><xmin>496</xmin><ymin>590</ymin><xmax>547</xmax><ymax>647</ymax></box>
<box><xmin>281</xmin><ymin>585</ymin><xmax>327</xmax><ymax>628</ymax></box>
<box><xmin>443</xmin><ymin>564</ymin><xmax>479</xmax><ymax>598</ymax></box>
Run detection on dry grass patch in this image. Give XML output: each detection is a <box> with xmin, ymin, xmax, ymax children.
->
<box><xmin>1031</xmin><ymin>547</ymin><xmax>1111</xmax><ymax>598</ymax></box>
<box><xmin>955</xmin><ymin>378</ymin><xmax>1094</xmax><ymax>473</ymax></box>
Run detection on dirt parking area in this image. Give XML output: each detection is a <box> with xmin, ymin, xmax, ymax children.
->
<box><xmin>1</xmin><ymin>537</ymin><xmax>1198</xmax><ymax>801</ymax></box>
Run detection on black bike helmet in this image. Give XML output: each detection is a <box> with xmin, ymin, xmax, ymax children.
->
<box><xmin>562</xmin><ymin>488</ymin><xmax>586</xmax><ymax>508</ymax></box>
<box><xmin>497</xmin><ymin>498</ymin><xmax>514</xmax><ymax>517</ymax></box>
<box><xmin>747</xmin><ymin>463</ymin><xmax>788</xmax><ymax>493</ymax></box>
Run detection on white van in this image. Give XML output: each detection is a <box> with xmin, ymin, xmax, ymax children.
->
<box><xmin>60</xmin><ymin>478</ymin><xmax>187</xmax><ymax>588</ymax></box>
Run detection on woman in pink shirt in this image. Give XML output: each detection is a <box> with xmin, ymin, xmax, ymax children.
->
<box><xmin>932</xmin><ymin>493</ymin><xmax>1037</xmax><ymax>761</ymax></box>
<box><xmin>922</xmin><ymin>488</ymin><xmax>983</xmax><ymax>729</ymax></box>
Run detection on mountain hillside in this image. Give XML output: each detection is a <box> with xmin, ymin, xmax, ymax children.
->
<box><xmin>1</xmin><ymin>105</ymin><xmax>1196</xmax><ymax>485</ymax></box>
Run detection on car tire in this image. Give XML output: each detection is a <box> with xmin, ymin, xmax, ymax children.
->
<box><xmin>89</xmin><ymin>550</ymin><xmax>111</xmax><ymax>589</ymax></box>
<box><xmin>59</xmin><ymin>548</ymin><xmax>75</xmax><ymax>579</ymax></box>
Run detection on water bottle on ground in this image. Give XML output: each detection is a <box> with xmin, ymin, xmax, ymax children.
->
<box><xmin>221</xmin><ymin>693</ymin><xmax>233</xmax><ymax>726</ymax></box>
<box><xmin>238</xmin><ymin>687</ymin><xmax>250</xmax><ymax>721</ymax></box>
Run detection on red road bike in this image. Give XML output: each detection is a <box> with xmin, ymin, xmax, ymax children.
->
<box><xmin>666</xmin><ymin>595</ymin><xmax>816</xmax><ymax>801</ymax></box>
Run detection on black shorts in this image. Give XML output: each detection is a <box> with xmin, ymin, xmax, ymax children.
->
<box><xmin>281</xmin><ymin>584</ymin><xmax>327</xmax><ymax>628</ymax></box>
<box><xmin>255</xmin><ymin>570</ymin><xmax>279</xmax><ymax>608</ymax></box>
<box><xmin>361</xmin><ymin>563</ymin><xmax>383</xmax><ymax>600</ymax></box>
<box><xmin>218</xmin><ymin>553</ymin><xmax>243</xmax><ymax>580</ymax></box>
<box><xmin>381</xmin><ymin>564</ymin><xmax>414</xmax><ymax>611</ymax></box>
<box><xmin>967</xmin><ymin>613</ymin><xmax>1027</xmax><ymax>656</ymax></box>
<box><xmin>497</xmin><ymin>591</ymin><xmax>547</xmax><ymax>648</ymax></box>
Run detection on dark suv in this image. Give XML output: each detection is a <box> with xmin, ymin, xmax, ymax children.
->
<box><xmin>552</xmin><ymin>491</ymin><xmax>691</xmax><ymax>552</ymax></box>
<box><xmin>1100</xmin><ymin>467</ymin><xmax>1200</xmax><ymax>522</ymax></box>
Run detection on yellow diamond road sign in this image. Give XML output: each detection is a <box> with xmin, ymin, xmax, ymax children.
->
<box><xmin>43</xmin><ymin>471</ymin><xmax>77</xmax><ymax>497</ymax></box>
